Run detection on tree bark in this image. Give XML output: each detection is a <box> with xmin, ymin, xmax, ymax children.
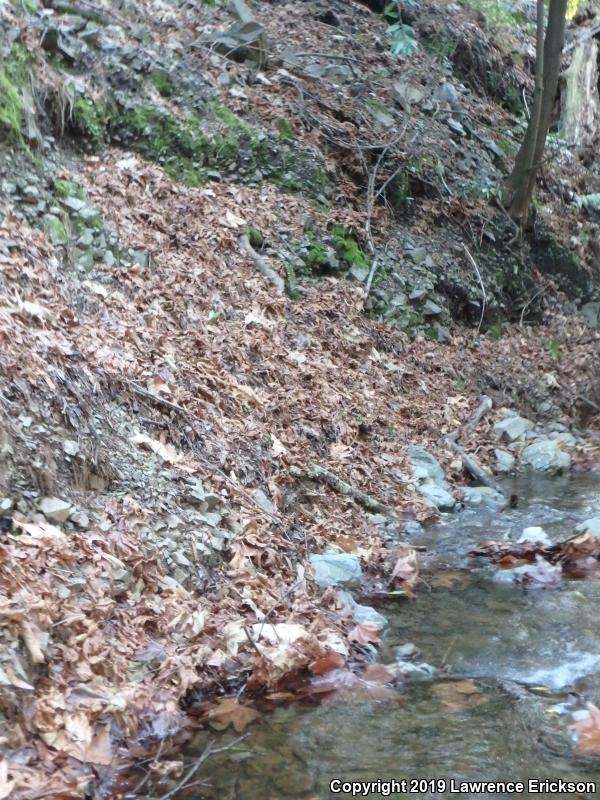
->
<box><xmin>506</xmin><ymin>0</ymin><xmax>568</xmax><ymax>222</ymax></box>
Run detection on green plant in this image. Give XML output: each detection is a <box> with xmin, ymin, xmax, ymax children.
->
<box><xmin>0</xmin><ymin>45</ymin><xmax>32</xmax><ymax>147</ymax></box>
<box><xmin>148</xmin><ymin>71</ymin><xmax>175</xmax><ymax>98</ymax></box>
<box><xmin>71</xmin><ymin>96</ymin><xmax>110</xmax><ymax>148</ymax></box>
<box><xmin>544</xmin><ymin>339</ymin><xmax>562</xmax><ymax>361</ymax></box>
<box><xmin>387</xmin><ymin>22</ymin><xmax>418</xmax><ymax>57</ymax></box>
<box><xmin>274</xmin><ymin>117</ymin><xmax>294</xmax><ymax>142</ymax></box>
<box><xmin>452</xmin><ymin>375</ymin><xmax>466</xmax><ymax>392</ymax></box>
<box><xmin>330</xmin><ymin>224</ymin><xmax>369</xmax><ymax>269</ymax></box>
<box><xmin>246</xmin><ymin>225</ymin><xmax>264</xmax><ymax>249</ymax></box>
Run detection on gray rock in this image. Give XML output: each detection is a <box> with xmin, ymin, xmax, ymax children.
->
<box><xmin>337</xmin><ymin>590</ymin><xmax>387</xmax><ymax>629</ymax></box>
<box><xmin>580</xmin><ymin>302</ymin><xmax>600</xmax><ymax>327</ymax></box>
<box><xmin>348</xmin><ymin>264</ymin><xmax>369</xmax><ymax>282</ymax></box>
<box><xmin>521</xmin><ymin>440</ymin><xmax>571</xmax><ymax>473</ymax></box>
<box><xmin>76</xmin><ymin>206</ymin><xmax>101</xmax><ymax>222</ymax></box>
<box><xmin>422</xmin><ymin>299</ymin><xmax>443</xmax><ymax>316</ymax></box>
<box><xmin>494</xmin><ymin>415</ymin><xmax>533</xmax><ymax>442</ymax></box>
<box><xmin>395</xmin><ymin>642</ymin><xmax>419</xmax><ymax>660</ymax></box>
<box><xmin>575</xmin><ymin>517</ymin><xmax>600</xmax><ymax>535</ymax></box>
<box><xmin>62</xmin><ymin>196</ymin><xmax>86</xmax><ymax>212</ymax></box>
<box><xmin>0</xmin><ymin>498</ymin><xmax>14</xmax><ymax>515</ymax></box>
<box><xmin>77</xmin><ymin>229</ymin><xmax>94</xmax><ymax>247</ymax></box>
<box><xmin>495</xmin><ymin>449</ymin><xmax>516</xmax><ymax>474</ymax></box>
<box><xmin>409</xmin><ymin>247</ymin><xmax>427</xmax><ymax>265</ymax></box>
<box><xmin>518</xmin><ymin>526</ymin><xmax>551</xmax><ymax>545</ymax></box>
<box><xmin>407</xmin><ymin>446</ymin><xmax>456</xmax><ymax>511</ymax></box>
<box><xmin>398</xmin><ymin>661</ymin><xmax>438</xmax><ymax>680</ymax></box>
<box><xmin>309</xmin><ymin>553</ymin><xmax>362</xmax><ymax>588</ymax></box>
<box><xmin>253</xmin><ymin>488</ymin><xmax>275</xmax><ymax>514</ymax></box>
<box><xmin>548</xmin><ymin>431</ymin><xmax>577</xmax><ymax>447</ymax></box>
<box><xmin>39</xmin><ymin>496</ymin><xmax>72</xmax><ymax>522</ymax></box>
<box><xmin>409</xmin><ymin>287</ymin><xmax>428</xmax><ymax>301</ymax></box>
<box><xmin>22</xmin><ymin>185</ymin><xmax>40</xmax><ymax>202</ymax></box>
<box><xmin>462</xmin><ymin>486</ymin><xmax>505</xmax><ymax>509</ymax></box>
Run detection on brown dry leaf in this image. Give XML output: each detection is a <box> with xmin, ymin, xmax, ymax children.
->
<box><xmin>335</xmin><ymin>534</ymin><xmax>359</xmax><ymax>553</ymax></box>
<box><xmin>391</xmin><ymin>546</ymin><xmax>418</xmax><ymax>590</ymax></box>
<box><xmin>309</xmin><ymin>651</ymin><xmax>346</xmax><ymax>675</ymax></box>
<box><xmin>207</xmin><ymin>698</ymin><xmax>260</xmax><ymax>732</ymax></box>
<box><xmin>428</xmin><ymin>570</ymin><xmax>470</xmax><ymax>589</ymax></box>
<box><xmin>348</xmin><ymin>622</ymin><xmax>381</xmax><ymax>646</ymax></box>
<box><xmin>432</xmin><ymin>679</ymin><xmax>488</xmax><ymax>712</ymax></box>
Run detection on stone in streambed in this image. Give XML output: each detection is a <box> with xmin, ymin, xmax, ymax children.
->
<box><xmin>309</xmin><ymin>553</ymin><xmax>362</xmax><ymax>588</ymax></box>
<box><xmin>521</xmin><ymin>440</ymin><xmax>571</xmax><ymax>473</ymax></box>
<box><xmin>337</xmin><ymin>590</ymin><xmax>388</xmax><ymax>629</ymax></box>
<box><xmin>407</xmin><ymin>446</ymin><xmax>456</xmax><ymax>511</ymax></box>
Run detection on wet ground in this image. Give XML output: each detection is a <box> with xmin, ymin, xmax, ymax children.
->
<box><xmin>179</xmin><ymin>476</ymin><xmax>600</xmax><ymax>799</ymax></box>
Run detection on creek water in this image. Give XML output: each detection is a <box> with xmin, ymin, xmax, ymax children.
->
<box><xmin>182</xmin><ymin>476</ymin><xmax>600</xmax><ymax>799</ymax></box>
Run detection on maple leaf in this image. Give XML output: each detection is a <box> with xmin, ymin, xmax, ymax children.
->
<box><xmin>207</xmin><ymin>698</ymin><xmax>260</xmax><ymax>732</ymax></box>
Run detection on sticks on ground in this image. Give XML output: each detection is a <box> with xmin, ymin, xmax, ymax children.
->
<box><xmin>239</xmin><ymin>234</ymin><xmax>285</xmax><ymax>293</ymax></box>
<box><xmin>290</xmin><ymin>463</ymin><xmax>397</xmax><ymax>517</ymax></box>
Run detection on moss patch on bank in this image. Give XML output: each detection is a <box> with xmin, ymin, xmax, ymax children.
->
<box><xmin>68</xmin><ymin>93</ymin><xmax>330</xmax><ymax>202</ymax></box>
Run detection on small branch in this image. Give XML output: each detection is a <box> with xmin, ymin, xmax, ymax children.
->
<box><xmin>159</xmin><ymin>737</ymin><xmax>247</xmax><ymax>800</ymax></box>
<box><xmin>461</xmin><ymin>244</ymin><xmax>486</xmax><ymax>334</ymax></box>
<box><xmin>290</xmin><ymin>463</ymin><xmax>397</xmax><ymax>517</ymax></box>
<box><xmin>519</xmin><ymin>282</ymin><xmax>550</xmax><ymax>326</ymax></box>
<box><xmin>446</xmin><ymin>432</ymin><xmax>504</xmax><ymax>494</ymax></box>
<box><xmin>239</xmin><ymin>234</ymin><xmax>284</xmax><ymax>293</ymax></box>
<box><xmin>577</xmin><ymin>394</ymin><xmax>600</xmax><ymax>413</ymax></box>
<box><xmin>463</xmin><ymin>395</ymin><xmax>493</xmax><ymax>435</ymax></box>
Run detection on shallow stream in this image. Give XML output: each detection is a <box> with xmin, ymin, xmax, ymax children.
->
<box><xmin>182</xmin><ymin>476</ymin><xmax>600</xmax><ymax>799</ymax></box>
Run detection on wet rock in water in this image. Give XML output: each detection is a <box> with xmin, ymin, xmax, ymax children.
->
<box><xmin>521</xmin><ymin>440</ymin><xmax>571</xmax><ymax>474</ymax></box>
<box><xmin>518</xmin><ymin>526</ymin><xmax>551</xmax><ymax>546</ymax></box>
<box><xmin>309</xmin><ymin>553</ymin><xmax>362</xmax><ymax>588</ymax></box>
<box><xmin>575</xmin><ymin>516</ymin><xmax>600</xmax><ymax>535</ymax></box>
<box><xmin>407</xmin><ymin>446</ymin><xmax>456</xmax><ymax>511</ymax></box>
<box><xmin>337</xmin><ymin>590</ymin><xmax>388</xmax><ymax>629</ymax></box>
<box><xmin>462</xmin><ymin>486</ymin><xmax>506</xmax><ymax>509</ymax></box>
<box><xmin>495</xmin><ymin>448</ymin><xmax>516</xmax><ymax>474</ymax></box>
<box><xmin>39</xmin><ymin>496</ymin><xmax>72</xmax><ymax>522</ymax></box>
<box><xmin>494</xmin><ymin>414</ymin><xmax>533</xmax><ymax>443</ymax></box>
<box><xmin>395</xmin><ymin>642</ymin><xmax>419</xmax><ymax>660</ymax></box>
<box><xmin>397</xmin><ymin>661</ymin><xmax>438</xmax><ymax>680</ymax></box>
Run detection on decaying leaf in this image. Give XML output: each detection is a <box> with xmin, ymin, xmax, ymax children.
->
<box><xmin>432</xmin><ymin>679</ymin><xmax>488</xmax><ymax>712</ymax></box>
<box><xmin>207</xmin><ymin>698</ymin><xmax>260</xmax><ymax>732</ymax></box>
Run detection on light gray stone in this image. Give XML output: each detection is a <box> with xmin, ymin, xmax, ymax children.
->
<box><xmin>495</xmin><ymin>449</ymin><xmax>516</xmax><ymax>474</ymax></box>
<box><xmin>423</xmin><ymin>300</ymin><xmax>443</xmax><ymax>316</ymax></box>
<box><xmin>407</xmin><ymin>446</ymin><xmax>456</xmax><ymax>511</ymax></box>
<box><xmin>62</xmin><ymin>196</ymin><xmax>86</xmax><ymax>212</ymax></box>
<box><xmin>575</xmin><ymin>517</ymin><xmax>600</xmax><ymax>535</ymax></box>
<box><xmin>521</xmin><ymin>440</ymin><xmax>571</xmax><ymax>473</ymax></box>
<box><xmin>337</xmin><ymin>590</ymin><xmax>387</xmax><ymax>629</ymax></box>
<box><xmin>494</xmin><ymin>415</ymin><xmax>533</xmax><ymax>442</ymax></box>
<box><xmin>253</xmin><ymin>488</ymin><xmax>275</xmax><ymax>514</ymax></box>
<box><xmin>309</xmin><ymin>553</ymin><xmax>362</xmax><ymax>588</ymax></box>
<box><xmin>580</xmin><ymin>302</ymin><xmax>600</xmax><ymax>328</ymax></box>
<box><xmin>518</xmin><ymin>526</ymin><xmax>551</xmax><ymax>545</ymax></box>
<box><xmin>39</xmin><ymin>496</ymin><xmax>72</xmax><ymax>522</ymax></box>
<box><xmin>462</xmin><ymin>486</ymin><xmax>505</xmax><ymax>509</ymax></box>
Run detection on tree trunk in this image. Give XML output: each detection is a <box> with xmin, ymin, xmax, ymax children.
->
<box><xmin>505</xmin><ymin>0</ymin><xmax>568</xmax><ymax>222</ymax></box>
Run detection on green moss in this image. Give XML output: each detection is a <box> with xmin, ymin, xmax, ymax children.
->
<box><xmin>246</xmin><ymin>225</ymin><xmax>264</xmax><ymax>249</ymax></box>
<box><xmin>274</xmin><ymin>117</ymin><xmax>294</xmax><ymax>142</ymax></box>
<box><xmin>285</xmin><ymin>261</ymin><xmax>300</xmax><ymax>299</ymax></box>
<box><xmin>53</xmin><ymin>178</ymin><xmax>85</xmax><ymax>199</ymax></box>
<box><xmin>44</xmin><ymin>216</ymin><xmax>68</xmax><ymax>245</ymax></box>
<box><xmin>302</xmin><ymin>243</ymin><xmax>328</xmax><ymax>270</ymax></box>
<box><xmin>148</xmin><ymin>70</ymin><xmax>175</xmax><ymax>98</ymax></box>
<box><xmin>71</xmin><ymin>96</ymin><xmax>110</xmax><ymax>148</ymax></box>
<box><xmin>0</xmin><ymin>44</ymin><xmax>32</xmax><ymax>147</ymax></box>
<box><xmin>208</xmin><ymin>100</ymin><xmax>246</xmax><ymax>129</ymax></box>
<box><xmin>330</xmin><ymin>224</ymin><xmax>369</xmax><ymax>269</ymax></box>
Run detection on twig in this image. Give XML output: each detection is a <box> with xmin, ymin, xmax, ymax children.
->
<box><xmin>159</xmin><ymin>737</ymin><xmax>247</xmax><ymax>800</ymax></box>
<box><xmin>577</xmin><ymin>394</ymin><xmax>600</xmax><ymax>413</ymax></box>
<box><xmin>461</xmin><ymin>244</ymin><xmax>486</xmax><ymax>334</ymax></box>
<box><xmin>290</xmin><ymin>463</ymin><xmax>397</xmax><ymax>517</ymax></box>
<box><xmin>256</xmin><ymin>580</ymin><xmax>302</xmax><ymax>642</ymax></box>
<box><xmin>446</xmin><ymin>431</ymin><xmax>504</xmax><ymax>494</ymax></box>
<box><xmin>519</xmin><ymin>282</ymin><xmax>550</xmax><ymax>326</ymax></box>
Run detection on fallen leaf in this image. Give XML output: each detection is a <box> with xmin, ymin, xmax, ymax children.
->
<box><xmin>348</xmin><ymin>621</ymin><xmax>381</xmax><ymax>646</ymax></box>
<box><xmin>432</xmin><ymin>679</ymin><xmax>488</xmax><ymax>712</ymax></box>
<box><xmin>207</xmin><ymin>698</ymin><xmax>260</xmax><ymax>732</ymax></box>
